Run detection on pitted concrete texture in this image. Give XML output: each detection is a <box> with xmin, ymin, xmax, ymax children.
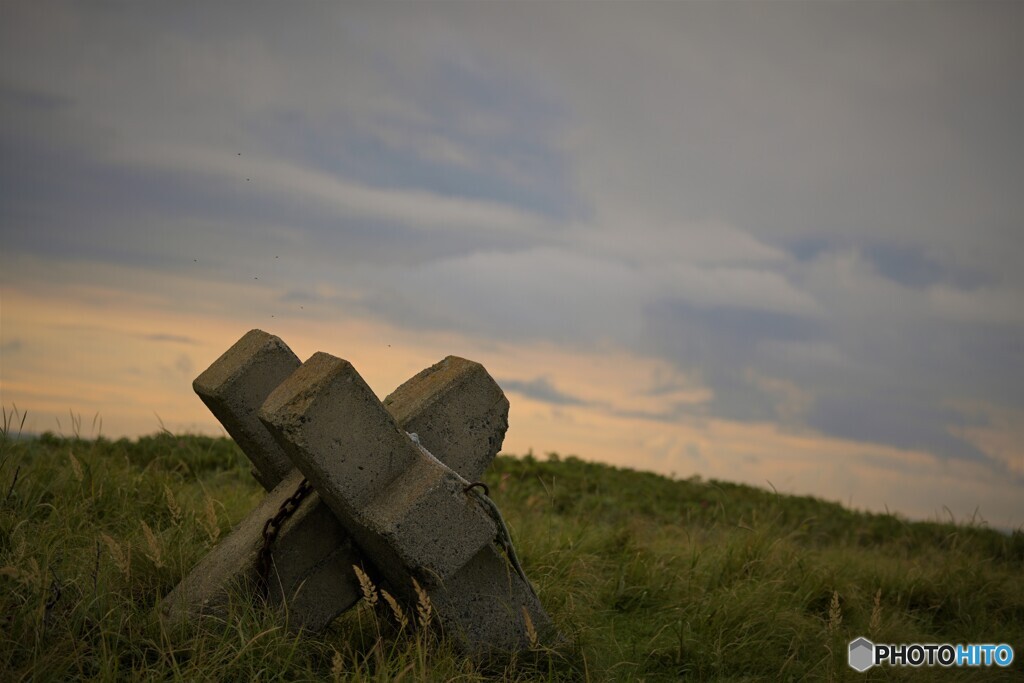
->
<box><xmin>166</xmin><ymin>331</ymin><xmax>509</xmax><ymax>633</ymax></box>
<box><xmin>161</xmin><ymin>470</ymin><xmax>334</xmax><ymax>624</ymax></box>
<box><xmin>258</xmin><ymin>481</ymin><xmax>358</xmax><ymax>629</ymax></box>
<box><xmin>193</xmin><ymin>329</ymin><xmax>300</xmax><ymax>490</ymax></box>
<box><xmin>260</xmin><ymin>353</ymin><xmax>553</xmax><ymax>656</ymax></box>
<box><xmin>259</xmin><ymin>353</ymin><xmax>497</xmax><ymax>582</ymax></box>
<box><xmin>362</xmin><ymin>458</ymin><xmax>490</xmax><ymax>579</ymax></box>
<box><xmin>434</xmin><ymin>544</ymin><xmax>555</xmax><ymax>656</ymax></box>
<box><xmin>384</xmin><ymin>356</ymin><xmax>509</xmax><ymax>483</ymax></box>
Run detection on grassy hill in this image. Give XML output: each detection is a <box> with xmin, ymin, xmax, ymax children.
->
<box><xmin>1</xmin><ymin>430</ymin><xmax>1021</xmax><ymax>681</ymax></box>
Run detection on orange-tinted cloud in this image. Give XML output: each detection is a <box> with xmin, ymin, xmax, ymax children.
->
<box><xmin>3</xmin><ymin>268</ymin><xmax>1021</xmax><ymax>531</ymax></box>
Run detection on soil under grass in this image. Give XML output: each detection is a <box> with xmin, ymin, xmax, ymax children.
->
<box><xmin>1</xmin><ymin>429</ymin><xmax>1021</xmax><ymax>681</ymax></box>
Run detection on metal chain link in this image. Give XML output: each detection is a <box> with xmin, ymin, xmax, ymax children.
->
<box><xmin>257</xmin><ymin>477</ymin><xmax>313</xmax><ymax>594</ymax></box>
<box><xmin>254</xmin><ymin>472</ymin><xmax>530</xmax><ymax>604</ymax></box>
<box><xmin>463</xmin><ymin>481</ymin><xmax>537</xmax><ymax>599</ymax></box>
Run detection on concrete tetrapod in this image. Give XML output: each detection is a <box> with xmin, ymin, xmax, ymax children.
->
<box><xmin>259</xmin><ymin>352</ymin><xmax>553</xmax><ymax>658</ymax></box>
<box><xmin>163</xmin><ymin>330</ymin><xmax>509</xmax><ymax>632</ymax></box>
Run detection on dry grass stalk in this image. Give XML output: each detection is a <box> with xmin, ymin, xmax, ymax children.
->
<box><xmin>869</xmin><ymin>588</ymin><xmax>882</xmax><ymax>634</ymax></box>
<box><xmin>523</xmin><ymin>605</ymin><xmax>539</xmax><ymax>648</ymax></box>
<box><xmin>381</xmin><ymin>589</ymin><xmax>409</xmax><ymax>630</ymax></box>
<box><xmin>330</xmin><ymin>647</ymin><xmax>345</xmax><ymax>679</ymax></box>
<box><xmin>352</xmin><ymin>564</ymin><xmax>378</xmax><ymax>607</ymax></box>
<box><xmin>68</xmin><ymin>450</ymin><xmax>84</xmax><ymax>483</ymax></box>
<box><xmin>141</xmin><ymin>521</ymin><xmax>163</xmax><ymax>567</ymax></box>
<box><xmin>202</xmin><ymin>496</ymin><xmax>220</xmax><ymax>543</ymax></box>
<box><xmin>0</xmin><ymin>557</ymin><xmax>42</xmax><ymax>589</ymax></box>
<box><xmin>164</xmin><ymin>485</ymin><xmax>182</xmax><ymax>525</ymax></box>
<box><xmin>100</xmin><ymin>533</ymin><xmax>130</xmax><ymax>578</ymax></box>
<box><xmin>827</xmin><ymin>590</ymin><xmax>842</xmax><ymax>634</ymax></box>
<box><xmin>412</xmin><ymin>577</ymin><xmax>432</xmax><ymax>630</ymax></box>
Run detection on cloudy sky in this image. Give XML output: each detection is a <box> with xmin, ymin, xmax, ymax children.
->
<box><xmin>2</xmin><ymin>2</ymin><xmax>1021</xmax><ymax>529</ymax></box>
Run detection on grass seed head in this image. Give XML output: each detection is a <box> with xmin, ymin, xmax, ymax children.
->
<box><xmin>353</xmin><ymin>564</ymin><xmax>379</xmax><ymax>607</ymax></box>
<box><xmin>330</xmin><ymin>647</ymin><xmax>345</xmax><ymax>679</ymax></box>
<box><xmin>100</xmin><ymin>533</ymin><xmax>131</xmax><ymax>578</ymax></box>
<box><xmin>164</xmin><ymin>485</ymin><xmax>182</xmax><ymax>524</ymax></box>
<box><xmin>869</xmin><ymin>588</ymin><xmax>882</xmax><ymax>634</ymax></box>
<box><xmin>141</xmin><ymin>521</ymin><xmax>163</xmax><ymax>568</ymax></box>
<box><xmin>381</xmin><ymin>589</ymin><xmax>408</xmax><ymax>630</ymax></box>
<box><xmin>523</xmin><ymin>605</ymin><xmax>539</xmax><ymax>649</ymax></box>
<box><xmin>827</xmin><ymin>590</ymin><xmax>842</xmax><ymax>634</ymax></box>
<box><xmin>202</xmin><ymin>496</ymin><xmax>220</xmax><ymax>543</ymax></box>
<box><xmin>68</xmin><ymin>450</ymin><xmax>84</xmax><ymax>483</ymax></box>
<box><xmin>412</xmin><ymin>576</ymin><xmax>432</xmax><ymax>630</ymax></box>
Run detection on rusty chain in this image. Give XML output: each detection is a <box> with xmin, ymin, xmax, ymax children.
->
<box><xmin>257</xmin><ymin>477</ymin><xmax>313</xmax><ymax>594</ymax></box>
<box><xmin>254</xmin><ymin>474</ymin><xmax>528</xmax><ymax>602</ymax></box>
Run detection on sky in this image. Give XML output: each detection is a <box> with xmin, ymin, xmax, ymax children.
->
<box><xmin>1</xmin><ymin>2</ymin><xmax>1021</xmax><ymax>530</ymax></box>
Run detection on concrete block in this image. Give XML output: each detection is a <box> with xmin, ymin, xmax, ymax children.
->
<box><xmin>161</xmin><ymin>469</ymin><xmax>361</xmax><ymax>628</ymax></box>
<box><xmin>165</xmin><ymin>331</ymin><xmax>510</xmax><ymax>633</ymax></box>
<box><xmin>193</xmin><ymin>329</ymin><xmax>300</xmax><ymax>490</ymax></box>
<box><xmin>260</xmin><ymin>352</ymin><xmax>553</xmax><ymax>655</ymax></box>
<box><xmin>434</xmin><ymin>544</ymin><xmax>555</xmax><ymax>655</ymax></box>
<box><xmin>259</xmin><ymin>353</ymin><xmax>497</xmax><ymax>582</ymax></box>
<box><xmin>384</xmin><ymin>355</ymin><xmax>509</xmax><ymax>482</ymax></box>
<box><xmin>257</xmin><ymin>478</ymin><xmax>359</xmax><ymax>629</ymax></box>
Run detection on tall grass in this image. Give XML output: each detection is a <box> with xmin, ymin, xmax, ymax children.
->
<box><xmin>1</xmin><ymin>410</ymin><xmax>1021</xmax><ymax>680</ymax></box>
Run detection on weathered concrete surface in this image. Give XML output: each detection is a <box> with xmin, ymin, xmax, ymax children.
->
<box><xmin>384</xmin><ymin>355</ymin><xmax>508</xmax><ymax>483</ymax></box>
<box><xmin>433</xmin><ymin>543</ymin><xmax>553</xmax><ymax>654</ymax></box>
<box><xmin>260</xmin><ymin>352</ymin><xmax>553</xmax><ymax>656</ymax></box>
<box><xmin>193</xmin><ymin>329</ymin><xmax>300</xmax><ymax>490</ymax></box>
<box><xmin>261</xmin><ymin>482</ymin><xmax>359</xmax><ymax>627</ymax></box>
<box><xmin>162</xmin><ymin>469</ymin><xmax>355</xmax><ymax>628</ymax></box>
<box><xmin>166</xmin><ymin>331</ymin><xmax>509</xmax><ymax>633</ymax></box>
<box><xmin>259</xmin><ymin>353</ymin><xmax>497</xmax><ymax>580</ymax></box>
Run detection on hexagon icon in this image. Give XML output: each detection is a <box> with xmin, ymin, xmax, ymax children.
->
<box><xmin>848</xmin><ymin>637</ymin><xmax>875</xmax><ymax>672</ymax></box>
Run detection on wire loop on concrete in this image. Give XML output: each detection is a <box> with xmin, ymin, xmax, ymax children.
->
<box><xmin>463</xmin><ymin>481</ymin><xmax>490</xmax><ymax>497</ymax></box>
